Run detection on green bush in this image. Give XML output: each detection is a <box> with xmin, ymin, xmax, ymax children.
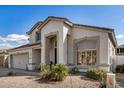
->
<box><xmin>116</xmin><ymin>65</ymin><xmax>124</xmax><ymax>73</ymax></box>
<box><xmin>37</xmin><ymin>64</ymin><xmax>42</xmax><ymax>71</ymax></box>
<box><xmin>7</xmin><ymin>71</ymin><xmax>15</xmax><ymax>76</ymax></box>
<box><xmin>40</xmin><ymin>64</ymin><xmax>50</xmax><ymax>80</ymax></box>
<box><xmin>86</xmin><ymin>68</ymin><xmax>107</xmax><ymax>88</ymax></box>
<box><xmin>50</xmin><ymin>64</ymin><xmax>68</xmax><ymax>81</ymax></box>
<box><xmin>40</xmin><ymin>64</ymin><xmax>68</xmax><ymax>81</ymax></box>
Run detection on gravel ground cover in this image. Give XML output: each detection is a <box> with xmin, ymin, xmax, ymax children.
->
<box><xmin>0</xmin><ymin>68</ymin><xmax>100</xmax><ymax>88</ymax></box>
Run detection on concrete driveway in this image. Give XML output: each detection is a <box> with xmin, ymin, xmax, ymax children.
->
<box><xmin>116</xmin><ymin>73</ymin><xmax>124</xmax><ymax>88</ymax></box>
<box><xmin>0</xmin><ymin>67</ymin><xmax>40</xmax><ymax>76</ymax></box>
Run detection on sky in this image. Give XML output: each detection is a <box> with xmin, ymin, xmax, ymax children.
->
<box><xmin>0</xmin><ymin>5</ymin><xmax>124</xmax><ymax>48</ymax></box>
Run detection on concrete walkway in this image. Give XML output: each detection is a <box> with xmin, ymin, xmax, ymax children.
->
<box><xmin>0</xmin><ymin>67</ymin><xmax>41</xmax><ymax>77</ymax></box>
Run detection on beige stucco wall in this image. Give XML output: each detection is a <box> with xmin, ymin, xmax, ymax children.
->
<box><xmin>41</xmin><ymin>20</ymin><xmax>69</xmax><ymax>64</ymax></box>
<box><xmin>32</xmin><ymin>49</ymin><xmax>41</xmax><ymax>65</ymax></box>
<box><xmin>108</xmin><ymin>37</ymin><xmax>116</xmax><ymax>71</ymax></box>
<box><xmin>70</xmin><ymin>27</ymin><xmax>109</xmax><ymax>66</ymax></box>
<box><xmin>116</xmin><ymin>55</ymin><xmax>124</xmax><ymax>65</ymax></box>
<box><xmin>29</xmin><ymin>28</ymin><xmax>41</xmax><ymax>44</ymax></box>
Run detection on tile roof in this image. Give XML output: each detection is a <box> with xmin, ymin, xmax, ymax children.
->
<box><xmin>117</xmin><ymin>44</ymin><xmax>124</xmax><ymax>48</ymax></box>
<box><xmin>27</xmin><ymin>16</ymin><xmax>114</xmax><ymax>35</ymax></box>
<box><xmin>9</xmin><ymin>42</ymin><xmax>41</xmax><ymax>50</ymax></box>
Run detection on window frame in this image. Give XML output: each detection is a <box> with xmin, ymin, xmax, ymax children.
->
<box><xmin>35</xmin><ymin>31</ymin><xmax>41</xmax><ymax>42</ymax></box>
<box><xmin>77</xmin><ymin>48</ymin><xmax>97</xmax><ymax>66</ymax></box>
<box><xmin>116</xmin><ymin>48</ymin><xmax>124</xmax><ymax>55</ymax></box>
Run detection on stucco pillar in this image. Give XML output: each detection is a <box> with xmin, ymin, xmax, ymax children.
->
<box><xmin>41</xmin><ymin>38</ymin><xmax>45</xmax><ymax>64</ymax></box>
<box><xmin>99</xmin><ymin>34</ymin><xmax>110</xmax><ymax>72</ymax></box>
<box><xmin>8</xmin><ymin>54</ymin><xmax>11</xmax><ymax>68</ymax></box>
<box><xmin>28</xmin><ymin>49</ymin><xmax>35</xmax><ymax>70</ymax></box>
<box><xmin>29</xmin><ymin>49</ymin><xmax>33</xmax><ymax>64</ymax></box>
<box><xmin>58</xmin><ymin>29</ymin><xmax>68</xmax><ymax>64</ymax></box>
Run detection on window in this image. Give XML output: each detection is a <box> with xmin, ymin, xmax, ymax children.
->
<box><xmin>120</xmin><ymin>48</ymin><xmax>124</xmax><ymax>53</ymax></box>
<box><xmin>36</xmin><ymin>31</ymin><xmax>41</xmax><ymax>41</ymax></box>
<box><xmin>77</xmin><ymin>49</ymin><xmax>97</xmax><ymax>65</ymax></box>
<box><xmin>116</xmin><ymin>48</ymin><xmax>124</xmax><ymax>55</ymax></box>
<box><xmin>117</xmin><ymin>49</ymin><xmax>119</xmax><ymax>54</ymax></box>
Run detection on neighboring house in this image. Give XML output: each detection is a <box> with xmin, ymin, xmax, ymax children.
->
<box><xmin>0</xmin><ymin>49</ymin><xmax>8</xmax><ymax>67</ymax></box>
<box><xmin>8</xmin><ymin>16</ymin><xmax>117</xmax><ymax>72</ymax></box>
<box><xmin>116</xmin><ymin>44</ymin><xmax>124</xmax><ymax>66</ymax></box>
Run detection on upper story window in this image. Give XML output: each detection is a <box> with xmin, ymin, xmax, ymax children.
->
<box><xmin>36</xmin><ymin>31</ymin><xmax>41</xmax><ymax>42</ymax></box>
<box><xmin>116</xmin><ymin>48</ymin><xmax>124</xmax><ymax>55</ymax></box>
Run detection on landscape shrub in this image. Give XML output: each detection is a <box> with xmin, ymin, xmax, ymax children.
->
<box><xmin>40</xmin><ymin>64</ymin><xmax>50</xmax><ymax>80</ymax></box>
<box><xmin>7</xmin><ymin>71</ymin><xmax>15</xmax><ymax>76</ymax></box>
<box><xmin>41</xmin><ymin>64</ymin><xmax>68</xmax><ymax>81</ymax></box>
<box><xmin>50</xmin><ymin>64</ymin><xmax>68</xmax><ymax>81</ymax></box>
<box><xmin>37</xmin><ymin>64</ymin><xmax>41</xmax><ymax>71</ymax></box>
<box><xmin>86</xmin><ymin>68</ymin><xmax>107</xmax><ymax>88</ymax></box>
<box><xmin>116</xmin><ymin>65</ymin><xmax>124</xmax><ymax>73</ymax></box>
<box><xmin>69</xmin><ymin>66</ymin><xmax>79</xmax><ymax>74</ymax></box>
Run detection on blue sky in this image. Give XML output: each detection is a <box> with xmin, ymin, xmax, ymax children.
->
<box><xmin>0</xmin><ymin>5</ymin><xmax>124</xmax><ymax>48</ymax></box>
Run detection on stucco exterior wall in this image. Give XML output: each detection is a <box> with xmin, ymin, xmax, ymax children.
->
<box><xmin>41</xmin><ymin>20</ymin><xmax>63</xmax><ymax>64</ymax></box>
<box><xmin>32</xmin><ymin>49</ymin><xmax>41</xmax><ymax>65</ymax></box>
<box><xmin>71</xmin><ymin>27</ymin><xmax>109</xmax><ymax>67</ymax></box>
<box><xmin>108</xmin><ymin>37</ymin><xmax>116</xmax><ymax>71</ymax></box>
<box><xmin>29</xmin><ymin>28</ymin><xmax>41</xmax><ymax>44</ymax></box>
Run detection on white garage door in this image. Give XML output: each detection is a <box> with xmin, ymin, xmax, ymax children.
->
<box><xmin>12</xmin><ymin>53</ymin><xmax>29</xmax><ymax>70</ymax></box>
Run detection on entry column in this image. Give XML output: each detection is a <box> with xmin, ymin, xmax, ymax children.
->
<box><xmin>58</xmin><ymin>30</ymin><xmax>67</xmax><ymax>64</ymax></box>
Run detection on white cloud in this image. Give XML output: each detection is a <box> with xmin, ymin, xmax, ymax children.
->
<box><xmin>6</xmin><ymin>34</ymin><xmax>28</xmax><ymax>42</ymax></box>
<box><xmin>0</xmin><ymin>34</ymin><xmax>29</xmax><ymax>48</ymax></box>
<box><xmin>122</xmin><ymin>19</ymin><xmax>124</xmax><ymax>22</ymax></box>
<box><xmin>0</xmin><ymin>43</ymin><xmax>13</xmax><ymax>48</ymax></box>
<box><xmin>116</xmin><ymin>34</ymin><xmax>124</xmax><ymax>39</ymax></box>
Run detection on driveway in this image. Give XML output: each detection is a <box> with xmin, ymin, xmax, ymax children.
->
<box><xmin>116</xmin><ymin>73</ymin><xmax>124</xmax><ymax>88</ymax></box>
<box><xmin>0</xmin><ymin>68</ymin><xmax>100</xmax><ymax>88</ymax></box>
<box><xmin>0</xmin><ymin>67</ymin><xmax>40</xmax><ymax>76</ymax></box>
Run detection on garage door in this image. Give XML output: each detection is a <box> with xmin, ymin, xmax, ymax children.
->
<box><xmin>12</xmin><ymin>53</ymin><xmax>29</xmax><ymax>70</ymax></box>
<box><xmin>0</xmin><ymin>56</ymin><xmax>4</xmax><ymax>67</ymax></box>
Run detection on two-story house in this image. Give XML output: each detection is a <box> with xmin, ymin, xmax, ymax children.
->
<box><xmin>8</xmin><ymin>16</ymin><xmax>117</xmax><ymax>72</ymax></box>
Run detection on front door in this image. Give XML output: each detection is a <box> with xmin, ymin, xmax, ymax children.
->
<box><xmin>55</xmin><ymin>48</ymin><xmax>57</xmax><ymax>64</ymax></box>
<box><xmin>54</xmin><ymin>40</ymin><xmax>57</xmax><ymax>64</ymax></box>
<box><xmin>0</xmin><ymin>56</ymin><xmax>4</xmax><ymax>67</ymax></box>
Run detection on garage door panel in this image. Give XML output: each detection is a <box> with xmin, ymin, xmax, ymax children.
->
<box><xmin>12</xmin><ymin>53</ymin><xmax>29</xmax><ymax>70</ymax></box>
<box><xmin>0</xmin><ymin>56</ymin><xmax>4</xmax><ymax>67</ymax></box>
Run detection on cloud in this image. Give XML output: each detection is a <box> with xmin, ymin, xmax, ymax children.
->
<box><xmin>0</xmin><ymin>43</ymin><xmax>13</xmax><ymax>48</ymax></box>
<box><xmin>116</xmin><ymin>34</ymin><xmax>124</xmax><ymax>39</ymax></box>
<box><xmin>6</xmin><ymin>34</ymin><xmax>28</xmax><ymax>42</ymax></box>
<box><xmin>0</xmin><ymin>34</ymin><xmax>29</xmax><ymax>48</ymax></box>
<box><xmin>122</xmin><ymin>19</ymin><xmax>124</xmax><ymax>22</ymax></box>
